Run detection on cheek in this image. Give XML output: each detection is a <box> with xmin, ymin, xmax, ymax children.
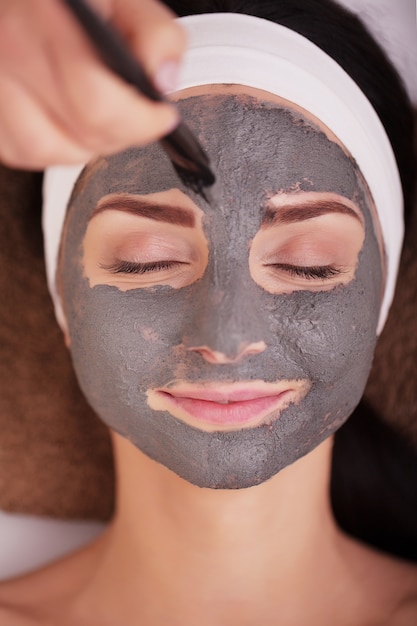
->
<box><xmin>262</xmin><ymin>237</ymin><xmax>381</xmax><ymax>392</ymax></box>
<box><xmin>62</xmin><ymin>284</ymin><xmax>190</xmax><ymax>436</ymax></box>
<box><xmin>265</xmin><ymin>289</ymin><xmax>375</xmax><ymax>384</ymax></box>
<box><xmin>63</xmin><ymin>277</ymin><xmax>201</xmax><ymax>395</ymax></box>
<box><xmin>68</xmin><ymin>286</ymin><xmax>183</xmax><ymax>359</ymax></box>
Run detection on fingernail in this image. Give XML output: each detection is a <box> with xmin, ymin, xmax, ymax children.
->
<box><xmin>154</xmin><ymin>60</ymin><xmax>179</xmax><ymax>94</ymax></box>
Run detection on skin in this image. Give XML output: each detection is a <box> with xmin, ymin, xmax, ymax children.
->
<box><xmin>58</xmin><ymin>87</ymin><xmax>382</xmax><ymax>489</ymax></box>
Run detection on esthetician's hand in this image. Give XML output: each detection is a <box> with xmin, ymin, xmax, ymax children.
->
<box><xmin>0</xmin><ymin>0</ymin><xmax>185</xmax><ymax>169</ymax></box>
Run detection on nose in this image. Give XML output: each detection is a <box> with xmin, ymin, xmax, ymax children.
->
<box><xmin>182</xmin><ymin>279</ymin><xmax>268</xmax><ymax>364</ymax></box>
<box><xmin>187</xmin><ymin>341</ymin><xmax>266</xmax><ymax>364</ymax></box>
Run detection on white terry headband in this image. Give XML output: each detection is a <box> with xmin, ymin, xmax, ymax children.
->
<box><xmin>43</xmin><ymin>12</ymin><xmax>403</xmax><ymax>334</ymax></box>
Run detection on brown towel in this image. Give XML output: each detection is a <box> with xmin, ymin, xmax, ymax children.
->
<box><xmin>0</xmin><ymin>167</ymin><xmax>114</xmax><ymax>520</ymax></box>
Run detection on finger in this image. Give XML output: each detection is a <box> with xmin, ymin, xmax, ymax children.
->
<box><xmin>22</xmin><ymin>0</ymin><xmax>181</xmax><ymax>151</ymax></box>
<box><xmin>34</xmin><ymin>43</ymin><xmax>180</xmax><ymax>153</ymax></box>
<box><xmin>0</xmin><ymin>76</ymin><xmax>93</xmax><ymax>169</ymax></box>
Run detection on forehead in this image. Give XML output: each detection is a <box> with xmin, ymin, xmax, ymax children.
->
<box><xmin>70</xmin><ymin>88</ymin><xmax>364</xmax><ymax>221</ymax></box>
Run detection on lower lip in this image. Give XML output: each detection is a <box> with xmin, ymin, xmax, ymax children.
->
<box><xmin>158</xmin><ymin>391</ymin><xmax>291</xmax><ymax>428</ymax></box>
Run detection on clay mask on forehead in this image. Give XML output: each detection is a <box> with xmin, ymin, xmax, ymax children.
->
<box><xmin>59</xmin><ymin>92</ymin><xmax>383</xmax><ymax>489</ymax></box>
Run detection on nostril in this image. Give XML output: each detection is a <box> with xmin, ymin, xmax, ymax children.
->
<box><xmin>190</xmin><ymin>347</ymin><xmax>234</xmax><ymax>364</ymax></box>
<box><xmin>242</xmin><ymin>341</ymin><xmax>267</xmax><ymax>357</ymax></box>
<box><xmin>187</xmin><ymin>341</ymin><xmax>267</xmax><ymax>364</ymax></box>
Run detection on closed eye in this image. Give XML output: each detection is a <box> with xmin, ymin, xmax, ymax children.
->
<box><xmin>266</xmin><ymin>263</ymin><xmax>344</xmax><ymax>280</ymax></box>
<box><xmin>100</xmin><ymin>260</ymin><xmax>187</xmax><ymax>275</ymax></box>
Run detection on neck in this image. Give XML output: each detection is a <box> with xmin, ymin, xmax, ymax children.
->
<box><xmin>76</xmin><ymin>435</ymin><xmax>346</xmax><ymax>624</ymax></box>
<box><xmin>116</xmin><ymin>433</ymin><xmax>335</xmax><ymax>566</ymax></box>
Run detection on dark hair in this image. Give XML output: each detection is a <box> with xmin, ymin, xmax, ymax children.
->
<box><xmin>165</xmin><ymin>0</ymin><xmax>417</xmax><ymax>561</ymax></box>
<box><xmin>332</xmin><ymin>403</ymin><xmax>417</xmax><ymax>562</ymax></box>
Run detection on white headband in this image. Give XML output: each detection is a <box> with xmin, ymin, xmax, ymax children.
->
<box><xmin>43</xmin><ymin>12</ymin><xmax>403</xmax><ymax>333</ymax></box>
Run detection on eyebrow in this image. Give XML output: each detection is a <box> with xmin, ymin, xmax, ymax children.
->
<box><xmin>262</xmin><ymin>200</ymin><xmax>362</xmax><ymax>226</ymax></box>
<box><xmin>90</xmin><ymin>194</ymin><xmax>195</xmax><ymax>227</ymax></box>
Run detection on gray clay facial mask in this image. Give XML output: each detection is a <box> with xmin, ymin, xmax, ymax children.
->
<box><xmin>59</xmin><ymin>93</ymin><xmax>382</xmax><ymax>489</ymax></box>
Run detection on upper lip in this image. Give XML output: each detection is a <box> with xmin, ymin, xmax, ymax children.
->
<box><xmin>157</xmin><ymin>381</ymin><xmax>299</xmax><ymax>404</ymax></box>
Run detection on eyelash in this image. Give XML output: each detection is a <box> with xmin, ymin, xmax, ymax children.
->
<box><xmin>101</xmin><ymin>260</ymin><xmax>184</xmax><ymax>275</ymax></box>
<box><xmin>267</xmin><ymin>263</ymin><xmax>342</xmax><ymax>280</ymax></box>
<box><xmin>103</xmin><ymin>261</ymin><xmax>341</xmax><ymax>279</ymax></box>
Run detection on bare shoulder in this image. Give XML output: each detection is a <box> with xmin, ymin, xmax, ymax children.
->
<box><xmin>0</xmin><ymin>607</ymin><xmax>37</xmax><ymax>626</ymax></box>
<box><xmin>0</xmin><ymin>559</ymin><xmax>78</xmax><ymax>625</ymax></box>
<box><xmin>0</xmin><ymin>603</ymin><xmax>45</xmax><ymax>626</ymax></box>
<box><xmin>338</xmin><ymin>533</ymin><xmax>417</xmax><ymax>624</ymax></box>
<box><xmin>0</xmin><ymin>531</ymin><xmax>107</xmax><ymax>624</ymax></box>
<box><xmin>389</xmin><ymin>594</ymin><xmax>417</xmax><ymax>626</ymax></box>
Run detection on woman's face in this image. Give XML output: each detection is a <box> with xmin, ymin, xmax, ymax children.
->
<box><xmin>59</xmin><ymin>87</ymin><xmax>383</xmax><ymax>489</ymax></box>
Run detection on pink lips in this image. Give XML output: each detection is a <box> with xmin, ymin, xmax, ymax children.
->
<box><xmin>160</xmin><ymin>390</ymin><xmax>290</xmax><ymax>426</ymax></box>
<box><xmin>148</xmin><ymin>381</ymin><xmax>310</xmax><ymax>432</ymax></box>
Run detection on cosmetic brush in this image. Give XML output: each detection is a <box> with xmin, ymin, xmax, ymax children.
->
<box><xmin>62</xmin><ymin>0</ymin><xmax>215</xmax><ymax>188</ymax></box>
